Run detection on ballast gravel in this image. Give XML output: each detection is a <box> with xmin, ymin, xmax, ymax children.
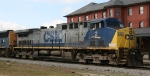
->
<box><xmin>0</xmin><ymin>57</ymin><xmax>150</xmax><ymax>76</ymax></box>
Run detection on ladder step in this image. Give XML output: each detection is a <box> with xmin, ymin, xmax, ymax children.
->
<box><xmin>122</xmin><ymin>55</ymin><xmax>127</xmax><ymax>59</ymax></box>
<box><xmin>119</xmin><ymin>59</ymin><xmax>127</xmax><ymax>64</ymax></box>
<box><xmin>120</xmin><ymin>59</ymin><xmax>126</xmax><ymax>62</ymax></box>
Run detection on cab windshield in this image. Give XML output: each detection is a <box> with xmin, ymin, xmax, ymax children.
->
<box><xmin>106</xmin><ymin>21</ymin><xmax>124</xmax><ymax>28</ymax></box>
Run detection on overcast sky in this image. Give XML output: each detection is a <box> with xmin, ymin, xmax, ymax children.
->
<box><xmin>0</xmin><ymin>0</ymin><xmax>109</xmax><ymax>30</ymax></box>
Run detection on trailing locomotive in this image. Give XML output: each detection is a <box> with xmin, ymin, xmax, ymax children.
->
<box><xmin>0</xmin><ymin>18</ymin><xmax>143</xmax><ymax>67</ymax></box>
<box><xmin>0</xmin><ymin>30</ymin><xmax>17</xmax><ymax>57</ymax></box>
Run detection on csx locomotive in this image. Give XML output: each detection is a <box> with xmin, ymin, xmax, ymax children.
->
<box><xmin>0</xmin><ymin>18</ymin><xmax>143</xmax><ymax>66</ymax></box>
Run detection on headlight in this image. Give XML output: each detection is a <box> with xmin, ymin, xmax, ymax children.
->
<box><xmin>118</xmin><ymin>32</ymin><xmax>124</xmax><ymax>36</ymax></box>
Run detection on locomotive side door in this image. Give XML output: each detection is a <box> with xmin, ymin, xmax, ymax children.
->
<box><xmin>71</xmin><ymin>32</ymin><xmax>78</xmax><ymax>43</ymax></box>
<box><xmin>79</xmin><ymin>22</ymin><xmax>88</xmax><ymax>43</ymax></box>
<box><xmin>66</xmin><ymin>32</ymin><xmax>71</xmax><ymax>46</ymax></box>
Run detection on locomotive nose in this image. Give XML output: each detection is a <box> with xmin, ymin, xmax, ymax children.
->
<box><xmin>118</xmin><ymin>27</ymin><xmax>136</xmax><ymax>48</ymax></box>
<box><xmin>109</xmin><ymin>27</ymin><xmax>136</xmax><ymax>49</ymax></box>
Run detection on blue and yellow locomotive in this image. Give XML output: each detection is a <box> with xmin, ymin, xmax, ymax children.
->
<box><xmin>0</xmin><ymin>18</ymin><xmax>143</xmax><ymax>67</ymax></box>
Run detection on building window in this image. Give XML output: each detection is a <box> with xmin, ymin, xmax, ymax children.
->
<box><xmin>71</xmin><ymin>18</ymin><xmax>73</xmax><ymax>22</ymax></box>
<box><xmin>94</xmin><ymin>13</ymin><xmax>97</xmax><ymax>19</ymax></box>
<box><xmin>128</xmin><ymin>8</ymin><xmax>132</xmax><ymax>16</ymax></box>
<box><xmin>116</xmin><ymin>9</ymin><xmax>120</xmax><ymax>16</ymax></box>
<box><xmin>139</xmin><ymin>21</ymin><xmax>144</xmax><ymax>28</ymax></box>
<box><xmin>109</xmin><ymin>9</ymin><xmax>113</xmax><ymax>17</ymax></box>
<box><xmin>139</xmin><ymin>6</ymin><xmax>143</xmax><ymax>14</ymax></box>
<box><xmin>129</xmin><ymin>22</ymin><xmax>132</xmax><ymax>27</ymax></box>
<box><xmin>78</xmin><ymin>16</ymin><xmax>81</xmax><ymax>22</ymax></box>
<box><xmin>102</xmin><ymin>12</ymin><xmax>106</xmax><ymax>18</ymax></box>
<box><xmin>85</xmin><ymin>15</ymin><xmax>88</xmax><ymax>21</ymax></box>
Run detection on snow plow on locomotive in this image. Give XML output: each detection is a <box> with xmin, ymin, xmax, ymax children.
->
<box><xmin>0</xmin><ymin>18</ymin><xmax>143</xmax><ymax>67</ymax></box>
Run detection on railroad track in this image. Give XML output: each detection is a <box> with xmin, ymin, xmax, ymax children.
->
<box><xmin>0</xmin><ymin>57</ymin><xmax>150</xmax><ymax>76</ymax></box>
<box><xmin>1</xmin><ymin>57</ymin><xmax>150</xmax><ymax>70</ymax></box>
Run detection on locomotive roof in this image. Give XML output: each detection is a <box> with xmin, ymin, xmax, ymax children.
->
<box><xmin>89</xmin><ymin>18</ymin><xmax>118</xmax><ymax>23</ymax></box>
<box><xmin>15</xmin><ymin>28</ymin><xmax>39</xmax><ymax>34</ymax></box>
<box><xmin>0</xmin><ymin>30</ymin><xmax>13</xmax><ymax>38</ymax></box>
<box><xmin>0</xmin><ymin>30</ymin><xmax>13</xmax><ymax>33</ymax></box>
<box><xmin>65</xmin><ymin>0</ymin><xmax>150</xmax><ymax>17</ymax></box>
<box><xmin>90</xmin><ymin>18</ymin><xmax>106</xmax><ymax>21</ymax></box>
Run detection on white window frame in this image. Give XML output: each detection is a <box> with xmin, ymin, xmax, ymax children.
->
<box><xmin>102</xmin><ymin>12</ymin><xmax>106</xmax><ymax>18</ymax></box>
<box><xmin>94</xmin><ymin>13</ymin><xmax>98</xmax><ymax>19</ymax></box>
<box><xmin>71</xmin><ymin>18</ymin><xmax>73</xmax><ymax>22</ymax></box>
<box><xmin>129</xmin><ymin>22</ymin><xmax>132</xmax><ymax>27</ymax></box>
<box><xmin>128</xmin><ymin>8</ymin><xmax>132</xmax><ymax>16</ymax></box>
<box><xmin>139</xmin><ymin>21</ymin><xmax>144</xmax><ymax>28</ymax></box>
<box><xmin>109</xmin><ymin>9</ymin><xmax>113</xmax><ymax>17</ymax></box>
<box><xmin>139</xmin><ymin>6</ymin><xmax>144</xmax><ymax>14</ymax></box>
<box><xmin>116</xmin><ymin>9</ymin><xmax>120</xmax><ymax>16</ymax></box>
<box><xmin>85</xmin><ymin>15</ymin><xmax>88</xmax><ymax>21</ymax></box>
<box><xmin>78</xmin><ymin>16</ymin><xmax>81</xmax><ymax>22</ymax></box>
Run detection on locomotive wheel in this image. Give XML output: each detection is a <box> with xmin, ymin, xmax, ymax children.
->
<box><xmin>0</xmin><ymin>51</ymin><xmax>2</xmax><ymax>57</ymax></box>
<box><xmin>19</xmin><ymin>55</ymin><xmax>22</xmax><ymax>58</ymax></box>
<box><xmin>25</xmin><ymin>55</ymin><xmax>29</xmax><ymax>59</ymax></box>
<box><xmin>0</xmin><ymin>51</ymin><xmax>5</xmax><ymax>57</ymax></box>
<box><xmin>85</xmin><ymin>59</ymin><xmax>93</xmax><ymax>64</ymax></box>
<box><xmin>32</xmin><ymin>56</ymin><xmax>38</xmax><ymax>60</ymax></box>
<box><xmin>0</xmin><ymin>53</ymin><xmax>1</xmax><ymax>57</ymax></box>
<box><xmin>6</xmin><ymin>50</ymin><xmax>12</xmax><ymax>57</ymax></box>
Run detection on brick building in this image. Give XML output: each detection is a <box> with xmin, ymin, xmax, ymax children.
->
<box><xmin>64</xmin><ymin>0</ymin><xmax>150</xmax><ymax>59</ymax></box>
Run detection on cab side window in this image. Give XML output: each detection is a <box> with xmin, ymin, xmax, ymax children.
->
<box><xmin>90</xmin><ymin>21</ymin><xmax>104</xmax><ymax>29</ymax></box>
<box><xmin>69</xmin><ymin>23</ymin><xmax>73</xmax><ymax>29</ymax></box>
<box><xmin>100</xmin><ymin>21</ymin><xmax>104</xmax><ymax>28</ymax></box>
<box><xmin>62</xmin><ymin>25</ymin><xmax>67</xmax><ymax>30</ymax></box>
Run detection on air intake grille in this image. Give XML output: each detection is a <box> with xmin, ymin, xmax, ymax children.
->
<box><xmin>80</xmin><ymin>41</ymin><xmax>84</xmax><ymax>45</ymax></box>
<box><xmin>98</xmin><ymin>40</ymin><xmax>104</xmax><ymax>46</ymax></box>
<box><xmin>89</xmin><ymin>41</ymin><xmax>95</xmax><ymax>46</ymax></box>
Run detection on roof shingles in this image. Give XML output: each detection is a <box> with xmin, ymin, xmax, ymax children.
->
<box><xmin>65</xmin><ymin>0</ymin><xmax>150</xmax><ymax>17</ymax></box>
